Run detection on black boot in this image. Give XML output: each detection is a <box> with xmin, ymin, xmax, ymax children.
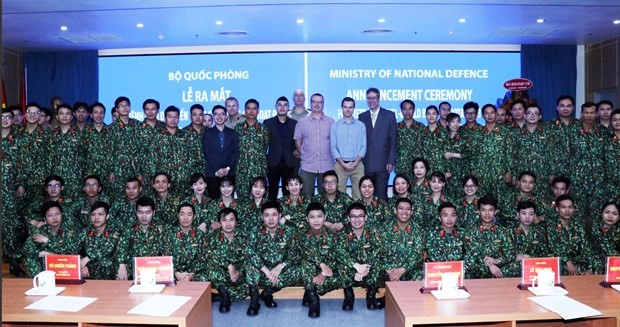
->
<box><xmin>302</xmin><ymin>289</ymin><xmax>311</xmax><ymax>307</ymax></box>
<box><xmin>366</xmin><ymin>288</ymin><xmax>378</xmax><ymax>310</ymax></box>
<box><xmin>342</xmin><ymin>287</ymin><xmax>355</xmax><ymax>311</ymax></box>
<box><xmin>376</xmin><ymin>296</ymin><xmax>385</xmax><ymax>309</ymax></box>
<box><xmin>247</xmin><ymin>285</ymin><xmax>260</xmax><ymax>316</ymax></box>
<box><xmin>218</xmin><ymin>286</ymin><xmax>231</xmax><ymax>313</ymax></box>
<box><xmin>211</xmin><ymin>293</ymin><xmax>221</xmax><ymax>303</ymax></box>
<box><xmin>308</xmin><ymin>289</ymin><xmax>320</xmax><ymax>318</ymax></box>
<box><xmin>9</xmin><ymin>259</ymin><xmax>25</xmax><ymax>277</ymax></box>
<box><xmin>261</xmin><ymin>286</ymin><xmax>278</xmax><ymax>308</ymax></box>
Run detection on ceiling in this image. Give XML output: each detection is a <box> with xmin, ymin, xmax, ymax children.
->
<box><xmin>3</xmin><ymin>0</ymin><xmax>620</xmax><ymax>52</ymax></box>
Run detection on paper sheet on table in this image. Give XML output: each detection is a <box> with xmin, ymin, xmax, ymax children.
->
<box><xmin>528</xmin><ymin>295</ymin><xmax>602</xmax><ymax>320</ymax></box>
<box><xmin>25</xmin><ymin>296</ymin><xmax>97</xmax><ymax>312</ymax></box>
<box><xmin>128</xmin><ymin>294</ymin><xmax>191</xmax><ymax>317</ymax></box>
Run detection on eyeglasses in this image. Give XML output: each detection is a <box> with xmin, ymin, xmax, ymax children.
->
<box><xmin>26</xmin><ymin>110</ymin><xmax>40</xmax><ymax>116</ymax></box>
<box><xmin>85</xmin><ymin>183</ymin><xmax>99</xmax><ymax>189</ymax></box>
<box><xmin>1</xmin><ymin>115</ymin><xmax>12</xmax><ymax>120</ymax></box>
<box><xmin>324</xmin><ymin>180</ymin><xmax>338</xmax><ymax>186</ymax></box>
<box><xmin>464</xmin><ymin>184</ymin><xmax>478</xmax><ymax>189</ymax></box>
<box><xmin>525</xmin><ymin>112</ymin><xmax>540</xmax><ymax>117</ymax></box>
<box><xmin>117</xmin><ymin>104</ymin><xmax>130</xmax><ymax>108</ymax></box>
<box><xmin>349</xmin><ymin>214</ymin><xmax>365</xmax><ymax>219</ymax></box>
<box><xmin>47</xmin><ymin>184</ymin><xmax>62</xmax><ymax>189</ymax></box>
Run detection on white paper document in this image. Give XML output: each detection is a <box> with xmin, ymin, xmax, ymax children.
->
<box><xmin>25</xmin><ymin>296</ymin><xmax>97</xmax><ymax>312</ymax></box>
<box><xmin>528</xmin><ymin>295</ymin><xmax>603</xmax><ymax>320</ymax></box>
<box><xmin>128</xmin><ymin>294</ymin><xmax>191</xmax><ymax>317</ymax></box>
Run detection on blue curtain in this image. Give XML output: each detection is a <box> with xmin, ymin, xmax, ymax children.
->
<box><xmin>521</xmin><ymin>45</ymin><xmax>576</xmax><ymax>122</ymax></box>
<box><xmin>24</xmin><ymin>50</ymin><xmax>98</xmax><ymax>107</ymax></box>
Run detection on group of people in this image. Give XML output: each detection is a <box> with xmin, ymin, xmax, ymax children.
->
<box><xmin>1</xmin><ymin>88</ymin><xmax>619</xmax><ymax>318</ymax></box>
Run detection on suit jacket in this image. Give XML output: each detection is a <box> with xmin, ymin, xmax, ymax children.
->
<box><xmin>358</xmin><ymin>107</ymin><xmax>397</xmax><ymax>172</ymax></box>
<box><xmin>263</xmin><ymin>115</ymin><xmax>297</xmax><ymax>168</ymax></box>
<box><xmin>202</xmin><ymin>126</ymin><xmax>240</xmax><ymax>177</ymax></box>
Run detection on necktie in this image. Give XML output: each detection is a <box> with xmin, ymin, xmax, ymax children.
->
<box><xmin>371</xmin><ymin>111</ymin><xmax>378</xmax><ymax>128</ymax></box>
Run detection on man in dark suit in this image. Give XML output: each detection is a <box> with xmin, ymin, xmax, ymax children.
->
<box><xmin>358</xmin><ymin>87</ymin><xmax>397</xmax><ymax>200</ymax></box>
<box><xmin>202</xmin><ymin>105</ymin><xmax>240</xmax><ymax>199</ymax></box>
<box><xmin>263</xmin><ymin>96</ymin><xmax>298</xmax><ymax>201</ymax></box>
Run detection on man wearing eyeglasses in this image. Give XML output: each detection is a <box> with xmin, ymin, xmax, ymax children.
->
<box><xmin>14</xmin><ymin>103</ymin><xmax>51</xmax><ymax>215</ymax></box>
<box><xmin>312</xmin><ymin>170</ymin><xmax>352</xmax><ymax>233</ymax></box>
<box><xmin>68</xmin><ymin>175</ymin><xmax>111</xmax><ymax>230</ymax></box>
<box><xmin>358</xmin><ymin>88</ymin><xmax>396</xmax><ymax>201</ymax></box>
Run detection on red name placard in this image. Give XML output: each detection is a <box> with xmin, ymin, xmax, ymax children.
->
<box><xmin>423</xmin><ymin>261</ymin><xmax>464</xmax><ymax>289</ymax></box>
<box><xmin>45</xmin><ymin>254</ymin><xmax>82</xmax><ymax>283</ymax></box>
<box><xmin>605</xmin><ymin>256</ymin><xmax>620</xmax><ymax>284</ymax></box>
<box><xmin>521</xmin><ymin>257</ymin><xmax>560</xmax><ymax>286</ymax></box>
<box><xmin>133</xmin><ymin>256</ymin><xmax>175</xmax><ymax>285</ymax></box>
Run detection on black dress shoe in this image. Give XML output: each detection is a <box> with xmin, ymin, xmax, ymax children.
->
<box><xmin>342</xmin><ymin>287</ymin><xmax>354</xmax><ymax>311</ymax></box>
<box><xmin>261</xmin><ymin>287</ymin><xmax>278</xmax><ymax>308</ymax></box>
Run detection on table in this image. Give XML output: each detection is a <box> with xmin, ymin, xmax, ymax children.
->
<box><xmin>385</xmin><ymin>275</ymin><xmax>620</xmax><ymax>327</ymax></box>
<box><xmin>2</xmin><ymin>279</ymin><xmax>212</xmax><ymax>327</ymax></box>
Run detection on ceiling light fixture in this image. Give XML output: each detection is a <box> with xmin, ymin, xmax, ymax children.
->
<box><xmin>378</xmin><ymin>18</ymin><xmax>386</xmax><ymax>23</ymax></box>
<box><xmin>296</xmin><ymin>18</ymin><xmax>304</xmax><ymax>24</ymax></box>
<box><xmin>216</xmin><ymin>21</ymin><xmax>223</xmax><ymax>26</ymax></box>
<box><xmin>458</xmin><ymin>18</ymin><xmax>466</xmax><ymax>23</ymax></box>
<box><xmin>614</xmin><ymin>20</ymin><xmax>620</xmax><ymax>25</ymax></box>
<box><xmin>60</xmin><ymin>26</ymin><xmax>68</xmax><ymax>31</ymax></box>
<box><xmin>536</xmin><ymin>19</ymin><xmax>545</xmax><ymax>23</ymax></box>
<box><xmin>136</xmin><ymin>23</ymin><xmax>144</xmax><ymax>28</ymax></box>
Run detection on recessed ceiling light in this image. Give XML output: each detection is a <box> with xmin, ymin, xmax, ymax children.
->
<box><xmin>215</xmin><ymin>21</ymin><xmax>223</xmax><ymax>26</ymax></box>
<box><xmin>378</xmin><ymin>18</ymin><xmax>386</xmax><ymax>23</ymax></box>
<box><xmin>458</xmin><ymin>18</ymin><xmax>466</xmax><ymax>23</ymax></box>
<box><xmin>536</xmin><ymin>18</ymin><xmax>545</xmax><ymax>23</ymax></box>
<box><xmin>448</xmin><ymin>30</ymin><xmax>454</xmax><ymax>35</ymax></box>
<box><xmin>136</xmin><ymin>23</ymin><xmax>144</xmax><ymax>28</ymax></box>
<box><xmin>60</xmin><ymin>26</ymin><xmax>68</xmax><ymax>31</ymax></box>
<box><xmin>614</xmin><ymin>20</ymin><xmax>620</xmax><ymax>25</ymax></box>
<box><xmin>296</xmin><ymin>19</ymin><xmax>304</xmax><ymax>24</ymax></box>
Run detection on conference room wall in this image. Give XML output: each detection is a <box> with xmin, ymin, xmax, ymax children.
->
<box><xmin>586</xmin><ymin>36</ymin><xmax>620</xmax><ymax>106</ymax></box>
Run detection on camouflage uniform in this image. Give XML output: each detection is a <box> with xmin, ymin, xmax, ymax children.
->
<box><xmin>545</xmin><ymin>221</ymin><xmax>594</xmax><ymax>275</ymax></box>
<box><xmin>183</xmin><ymin>125</ymin><xmax>207</xmax><ymax>182</ymax></box>
<box><xmin>567</xmin><ymin>124</ymin><xmax>606</xmax><ymax>217</ymax></box>
<box><xmin>81</xmin><ymin>125</ymin><xmax>112</xmax><ymax>198</ymax></box>
<box><xmin>497</xmin><ymin>192</ymin><xmax>542</xmax><ymax>227</ymax></box>
<box><xmin>296</xmin><ymin>227</ymin><xmax>343</xmax><ymax>295</ymax></box>
<box><xmin>107</xmin><ymin>118</ymin><xmax>141</xmax><ymax>199</ymax></box>
<box><xmin>14</xmin><ymin>126</ymin><xmax>50</xmax><ymax>209</ymax></box>
<box><xmin>512</xmin><ymin>126</ymin><xmax>553</xmax><ymax>196</ymax></box>
<box><xmin>338</xmin><ymin>226</ymin><xmax>385</xmax><ymax>289</ymax></box>
<box><xmin>201</xmin><ymin>230</ymin><xmax>249</xmax><ymax>302</ymax></box>
<box><xmin>181</xmin><ymin>195</ymin><xmax>210</xmax><ymax>229</ymax></box>
<box><xmin>456</xmin><ymin>198</ymin><xmax>479</xmax><ymax>232</ymax></box>
<box><xmin>134</xmin><ymin>121</ymin><xmax>166</xmax><ymax>191</ymax></box>
<box><xmin>48</xmin><ymin>126</ymin><xmax>85</xmax><ymax>196</ymax></box>
<box><xmin>108</xmin><ymin>198</ymin><xmax>137</xmax><ymax>231</ymax></box>
<box><xmin>424</xmin><ymin>225</ymin><xmax>465</xmax><ymax>262</ymax></box>
<box><xmin>381</xmin><ymin>222</ymin><xmax>425</xmax><ymax>281</ymax></box>
<box><xmin>68</xmin><ymin>194</ymin><xmax>112</xmax><ymax>231</ymax></box>
<box><xmin>164</xmin><ymin>226</ymin><xmax>207</xmax><ymax>279</ymax></box>
<box><xmin>153</xmin><ymin>194</ymin><xmax>182</xmax><ymax>226</ymax></box>
<box><xmin>419</xmin><ymin>195</ymin><xmax>451</xmax><ymax>231</ymax></box>
<box><xmin>313</xmin><ymin>191</ymin><xmax>354</xmax><ymax>230</ymax></box>
<box><xmin>420</xmin><ymin>125</ymin><xmax>447</xmax><ymax>174</ymax></box>
<box><xmin>603</xmin><ymin>134</ymin><xmax>620</xmax><ymax>203</ymax></box>
<box><xmin>203</xmin><ymin>199</ymin><xmax>239</xmax><ymax>229</ymax></box>
<box><xmin>546</xmin><ymin>118</ymin><xmax>580</xmax><ymax>178</ymax></box>
<box><xmin>356</xmin><ymin>196</ymin><xmax>392</xmax><ymax>231</ymax></box>
<box><xmin>246</xmin><ymin>226</ymin><xmax>301</xmax><ymax>288</ymax></box>
<box><xmin>278</xmin><ymin>195</ymin><xmax>311</xmax><ymax>234</ymax></box>
<box><xmin>591</xmin><ymin>221</ymin><xmax>620</xmax><ymax>274</ymax></box>
<box><xmin>23</xmin><ymin>196</ymin><xmax>76</xmax><ymax>232</ymax></box>
<box><xmin>395</xmin><ymin>120</ymin><xmax>423</xmax><ymax>181</ymax></box>
<box><xmin>442</xmin><ymin>131</ymin><xmax>471</xmax><ymax>198</ymax></box>
<box><xmin>468</xmin><ymin>125</ymin><xmax>513</xmax><ymax>198</ymax></box>
<box><xmin>22</xmin><ymin>224</ymin><xmax>81</xmax><ymax>277</ymax></box>
<box><xmin>149</xmin><ymin>128</ymin><xmax>192</xmax><ymax>196</ymax></box>
<box><xmin>410</xmin><ymin>179</ymin><xmax>430</xmax><ymax>205</ymax></box>
<box><xmin>116</xmin><ymin>223</ymin><xmax>168</xmax><ymax>278</ymax></box>
<box><xmin>234</xmin><ymin>122</ymin><xmax>269</xmax><ymax>198</ymax></box>
<box><xmin>78</xmin><ymin>226</ymin><xmax>122</xmax><ymax>279</ymax></box>
<box><xmin>504</xmin><ymin>223</ymin><xmax>548</xmax><ymax>277</ymax></box>
<box><xmin>2</xmin><ymin>130</ymin><xmax>25</xmax><ymax>260</ymax></box>
<box><xmin>236</xmin><ymin>199</ymin><xmax>267</xmax><ymax>237</ymax></box>
<box><xmin>463</xmin><ymin>223</ymin><xmax>513</xmax><ymax>279</ymax></box>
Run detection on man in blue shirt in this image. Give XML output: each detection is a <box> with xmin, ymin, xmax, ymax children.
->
<box><xmin>330</xmin><ymin>97</ymin><xmax>366</xmax><ymax>200</ymax></box>
<box><xmin>202</xmin><ymin>105</ymin><xmax>240</xmax><ymax>199</ymax></box>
